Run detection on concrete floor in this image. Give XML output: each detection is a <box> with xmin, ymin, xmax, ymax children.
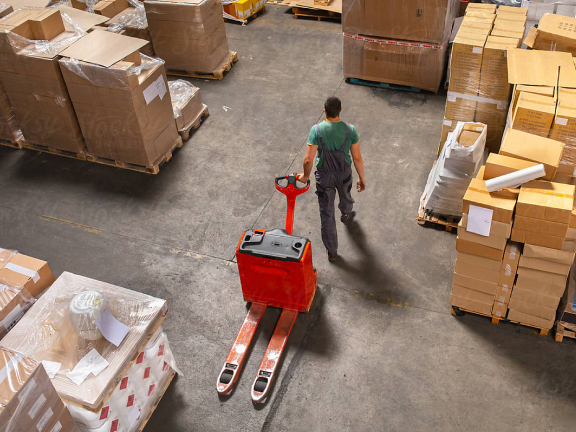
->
<box><xmin>1</xmin><ymin>6</ymin><xmax>576</xmax><ymax>432</ymax></box>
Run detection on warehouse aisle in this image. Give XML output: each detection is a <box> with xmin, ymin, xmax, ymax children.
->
<box><xmin>1</xmin><ymin>6</ymin><xmax>576</xmax><ymax>432</ymax></box>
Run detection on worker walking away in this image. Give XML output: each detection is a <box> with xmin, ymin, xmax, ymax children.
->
<box><xmin>298</xmin><ymin>97</ymin><xmax>366</xmax><ymax>262</ymax></box>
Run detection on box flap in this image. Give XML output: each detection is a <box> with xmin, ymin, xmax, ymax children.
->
<box><xmin>1</xmin><ymin>0</ymin><xmax>49</xmax><ymax>8</ymax></box>
<box><xmin>507</xmin><ymin>49</ymin><xmax>576</xmax><ymax>88</ymax></box>
<box><xmin>59</xmin><ymin>30</ymin><xmax>147</xmax><ymax>67</ymax></box>
<box><xmin>56</xmin><ymin>5</ymin><xmax>109</xmax><ymax>31</ymax></box>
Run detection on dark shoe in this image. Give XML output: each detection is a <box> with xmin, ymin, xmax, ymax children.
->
<box><xmin>328</xmin><ymin>252</ymin><xmax>337</xmax><ymax>263</ymax></box>
<box><xmin>341</xmin><ymin>211</ymin><xmax>355</xmax><ymax>224</ymax></box>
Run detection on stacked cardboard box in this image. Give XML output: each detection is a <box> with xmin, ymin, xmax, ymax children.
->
<box><xmin>342</xmin><ymin>0</ymin><xmax>459</xmax><ymax>93</ymax></box>
<box><xmin>451</xmin><ymin>176</ymin><xmax>520</xmax><ymax>317</ymax></box>
<box><xmin>144</xmin><ymin>0</ymin><xmax>230</xmax><ymax>73</ymax></box>
<box><xmin>59</xmin><ymin>31</ymin><xmax>180</xmax><ymax>167</ymax></box>
<box><xmin>441</xmin><ymin>5</ymin><xmax>526</xmax><ymax>153</ymax></box>
<box><xmin>1</xmin><ymin>272</ymin><xmax>178</xmax><ymax>431</ymax></box>
<box><xmin>223</xmin><ymin>0</ymin><xmax>265</xmax><ymax>21</ymax></box>
<box><xmin>0</xmin><ymin>348</ymin><xmax>80</xmax><ymax>432</ymax></box>
<box><xmin>524</xmin><ymin>13</ymin><xmax>576</xmax><ymax>56</ymax></box>
<box><xmin>0</xmin><ymin>8</ymin><xmax>85</xmax><ymax>153</ymax></box>
<box><xmin>0</xmin><ymin>76</ymin><xmax>21</xmax><ymax>143</ymax></box>
<box><xmin>509</xmin><ymin>244</ymin><xmax>575</xmax><ymax>329</ymax></box>
<box><xmin>168</xmin><ymin>79</ymin><xmax>205</xmax><ymax>132</ymax></box>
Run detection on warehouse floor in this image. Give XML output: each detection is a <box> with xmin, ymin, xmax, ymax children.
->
<box><xmin>2</xmin><ymin>6</ymin><xmax>576</xmax><ymax>432</ymax></box>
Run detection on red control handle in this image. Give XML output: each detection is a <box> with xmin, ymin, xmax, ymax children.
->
<box><xmin>275</xmin><ymin>172</ymin><xmax>310</xmax><ymax>235</ymax></box>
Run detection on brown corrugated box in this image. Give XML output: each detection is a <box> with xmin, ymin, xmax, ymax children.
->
<box><xmin>508</xmin><ymin>308</ymin><xmax>554</xmax><ymax>329</ymax></box>
<box><xmin>509</xmin><ymin>297</ymin><xmax>556</xmax><ymax>321</ymax></box>
<box><xmin>478</xmin><ymin>35</ymin><xmax>520</xmax><ymax>101</ymax></box>
<box><xmin>519</xmin><ymin>256</ymin><xmax>571</xmax><ymax>276</ymax></box>
<box><xmin>511</xmin><ymin>228</ymin><xmax>565</xmax><ymax>250</ymax></box>
<box><xmin>516</xmin><ymin>180</ymin><xmax>574</xmax><ymax>224</ymax></box>
<box><xmin>457</xmin><ymin>252</ymin><xmax>501</xmax><ymax>271</ymax></box>
<box><xmin>461</xmin><ymin>212</ymin><xmax>512</xmax><ymax>238</ymax></box>
<box><xmin>453</xmin><ymin>271</ymin><xmax>498</xmax><ymax>295</ymax></box>
<box><xmin>466</xmin><ymin>3</ymin><xmax>496</xmax><ymax>13</ymax></box>
<box><xmin>484</xmin><ymin>153</ymin><xmax>539</xmax><ymax>180</ymax></box>
<box><xmin>511</xmin><ymin>285</ymin><xmax>561</xmax><ymax>309</ymax></box>
<box><xmin>495</xmin><ymin>284</ymin><xmax>512</xmax><ymax>304</ymax></box>
<box><xmin>174</xmin><ymin>86</ymin><xmax>203</xmax><ymax>130</ymax></box>
<box><xmin>499</xmin><ymin>129</ymin><xmax>563</xmax><ymax>181</ymax></box>
<box><xmin>450</xmin><ymin>286</ymin><xmax>494</xmax><ymax>315</ymax></box>
<box><xmin>524</xmin><ymin>13</ymin><xmax>576</xmax><ymax>57</ymax></box>
<box><xmin>517</xmin><ymin>267</ymin><xmax>568</xmax><ymax>293</ymax></box>
<box><xmin>514</xmin><ymin>215</ymin><xmax>568</xmax><ymax>238</ymax></box>
<box><xmin>456</xmin><ymin>237</ymin><xmax>505</xmax><ymax>262</ymax></box>
<box><xmin>462</xmin><ymin>178</ymin><xmax>517</xmax><ymax>224</ymax></box>
<box><xmin>455</xmin><ymin>259</ymin><xmax>501</xmax><ymax>284</ymax></box>
<box><xmin>0</xmin><ymin>77</ymin><xmax>20</xmax><ymax>142</ymax></box>
<box><xmin>523</xmin><ymin>243</ymin><xmax>575</xmax><ymax>264</ymax></box>
<box><xmin>449</xmin><ymin>30</ymin><xmax>488</xmax><ymax>96</ymax></box>
<box><xmin>457</xmin><ymin>220</ymin><xmax>508</xmax><ymax>250</ymax></box>
<box><xmin>0</xmin><ymin>253</ymin><xmax>55</xmax><ymax>298</ymax></box>
<box><xmin>342</xmin><ymin>0</ymin><xmax>459</xmax><ymax>45</ymax></box>
<box><xmin>511</xmin><ymin>92</ymin><xmax>556</xmax><ymax>137</ymax></box>
<box><xmin>492</xmin><ymin>300</ymin><xmax>507</xmax><ymax>318</ymax></box>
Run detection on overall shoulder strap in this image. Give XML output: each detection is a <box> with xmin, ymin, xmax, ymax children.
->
<box><xmin>338</xmin><ymin>124</ymin><xmax>351</xmax><ymax>152</ymax></box>
<box><xmin>316</xmin><ymin>123</ymin><xmax>328</xmax><ymax>152</ymax></box>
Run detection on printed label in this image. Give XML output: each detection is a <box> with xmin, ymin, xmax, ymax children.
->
<box><xmin>50</xmin><ymin>421</ymin><xmax>62</xmax><ymax>432</ymax></box>
<box><xmin>136</xmin><ymin>352</ymin><xmax>144</xmax><ymax>364</ymax></box>
<box><xmin>29</xmin><ymin>393</ymin><xmax>46</xmax><ymax>419</ymax></box>
<box><xmin>496</xmin><ymin>311</ymin><xmax>502</xmax><ymax>317</ymax></box>
<box><xmin>100</xmin><ymin>406</ymin><xmax>110</xmax><ymax>420</ymax></box>
<box><xmin>472</xmin><ymin>47</ymin><xmax>483</xmax><ymax>54</ymax></box>
<box><xmin>148</xmin><ymin>384</ymin><xmax>156</xmax><ymax>396</ymax></box>
<box><xmin>127</xmin><ymin>394</ymin><xmax>135</xmax><ymax>407</ymax></box>
<box><xmin>499</xmin><ymin>296</ymin><xmax>505</xmax><ymax>303</ymax></box>
<box><xmin>120</xmin><ymin>377</ymin><xmax>129</xmax><ymax>390</ymax></box>
<box><xmin>144</xmin><ymin>367</ymin><xmax>151</xmax><ymax>379</ymax></box>
<box><xmin>163</xmin><ymin>362</ymin><xmax>168</xmax><ymax>372</ymax></box>
<box><xmin>443</xmin><ymin>119</ymin><xmax>452</xmax><ymax>126</ymax></box>
<box><xmin>110</xmin><ymin>419</ymin><xmax>119</xmax><ymax>432</ymax></box>
<box><xmin>18</xmin><ymin>377</ymin><xmax>36</xmax><ymax>402</ymax></box>
<box><xmin>505</xmin><ymin>264</ymin><xmax>512</xmax><ymax>276</ymax></box>
<box><xmin>556</xmin><ymin>117</ymin><xmax>569</xmax><ymax>126</ymax></box>
<box><xmin>502</xmin><ymin>285</ymin><xmax>509</xmax><ymax>291</ymax></box>
<box><xmin>36</xmin><ymin>407</ymin><xmax>53</xmax><ymax>432</ymax></box>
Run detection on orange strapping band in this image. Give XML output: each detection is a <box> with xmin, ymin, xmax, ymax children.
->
<box><xmin>521</xmin><ymin>187</ymin><xmax>574</xmax><ymax>199</ymax></box>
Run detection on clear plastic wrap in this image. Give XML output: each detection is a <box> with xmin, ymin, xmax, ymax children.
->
<box><xmin>168</xmin><ymin>79</ymin><xmax>204</xmax><ymax>129</ymax></box>
<box><xmin>0</xmin><ymin>282</ymin><xmax>35</xmax><ymax>338</ymax></box>
<box><xmin>521</xmin><ymin>0</ymin><xmax>576</xmax><ymax>20</ymax></box>
<box><xmin>0</xmin><ymin>272</ymin><xmax>169</xmax><ymax>410</ymax></box>
<box><xmin>106</xmin><ymin>0</ymin><xmax>148</xmax><ymax>32</ymax></box>
<box><xmin>0</xmin><ymin>247</ymin><xmax>16</xmax><ymax>269</ymax></box>
<box><xmin>421</xmin><ymin>121</ymin><xmax>487</xmax><ymax>217</ymax></box>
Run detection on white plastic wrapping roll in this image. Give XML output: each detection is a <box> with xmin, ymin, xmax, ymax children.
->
<box><xmin>485</xmin><ymin>164</ymin><xmax>546</xmax><ymax>192</ymax></box>
<box><xmin>69</xmin><ymin>291</ymin><xmax>108</xmax><ymax>341</ymax></box>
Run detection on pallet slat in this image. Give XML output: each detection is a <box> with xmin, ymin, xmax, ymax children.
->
<box><xmin>451</xmin><ymin>306</ymin><xmax>502</xmax><ymax>325</ymax></box>
<box><xmin>167</xmin><ymin>51</ymin><xmax>238</xmax><ymax>80</ymax></box>
<box><xmin>555</xmin><ymin>322</ymin><xmax>576</xmax><ymax>342</ymax></box>
<box><xmin>292</xmin><ymin>6</ymin><xmax>340</xmax><ymax>21</ymax></box>
<box><xmin>417</xmin><ymin>196</ymin><xmax>459</xmax><ymax>232</ymax></box>
<box><xmin>0</xmin><ymin>138</ymin><xmax>25</xmax><ymax>149</ymax></box>
<box><xmin>509</xmin><ymin>320</ymin><xmax>549</xmax><ymax>336</ymax></box>
<box><xmin>178</xmin><ymin>105</ymin><xmax>209</xmax><ymax>141</ymax></box>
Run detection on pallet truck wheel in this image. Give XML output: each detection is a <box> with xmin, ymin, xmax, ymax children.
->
<box><xmin>219</xmin><ymin>370</ymin><xmax>234</xmax><ymax>384</ymax></box>
<box><xmin>452</xmin><ymin>306</ymin><xmax>465</xmax><ymax>317</ymax></box>
<box><xmin>254</xmin><ymin>377</ymin><xmax>268</xmax><ymax>393</ymax></box>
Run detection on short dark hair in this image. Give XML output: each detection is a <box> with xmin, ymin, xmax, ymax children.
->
<box><xmin>324</xmin><ymin>97</ymin><xmax>341</xmax><ymax>119</ymax></box>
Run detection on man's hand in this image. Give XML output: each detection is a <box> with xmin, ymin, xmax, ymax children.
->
<box><xmin>297</xmin><ymin>173</ymin><xmax>309</xmax><ymax>184</ymax></box>
<box><xmin>357</xmin><ymin>177</ymin><xmax>366</xmax><ymax>192</ymax></box>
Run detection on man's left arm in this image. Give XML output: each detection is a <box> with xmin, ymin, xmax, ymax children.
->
<box><xmin>298</xmin><ymin>144</ymin><xmax>318</xmax><ymax>183</ymax></box>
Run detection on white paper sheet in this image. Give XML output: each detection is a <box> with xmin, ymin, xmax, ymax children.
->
<box><xmin>466</xmin><ymin>205</ymin><xmax>493</xmax><ymax>237</ymax></box>
<box><xmin>127</xmin><ymin>405</ymin><xmax>141</xmax><ymax>426</ymax></box>
<box><xmin>41</xmin><ymin>361</ymin><xmax>62</xmax><ymax>379</ymax></box>
<box><xmin>66</xmin><ymin>349</ymin><xmax>109</xmax><ymax>386</ymax></box>
<box><xmin>95</xmin><ymin>308</ymin><xmax>130</xmax><ymax>347</ymax></box>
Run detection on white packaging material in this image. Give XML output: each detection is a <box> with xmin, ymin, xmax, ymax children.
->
<box><xmin>485</xmin><ymin>164</ymin><xmax>546</xmax><ymax>192</ymax></box>
<box><xmin>421</xmin><ymin>122</ymin><xmax>487</xmax><ymax>217</ymax></box>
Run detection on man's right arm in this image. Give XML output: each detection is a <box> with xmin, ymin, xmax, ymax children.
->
<box><xmin>350</xmin><ymin>142</ymin><xmax>366</xmax><ymax>192</ymax></box>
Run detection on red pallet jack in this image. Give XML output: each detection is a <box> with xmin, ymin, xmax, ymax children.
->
<box><xmin>217</xmin><ymin>172</ymin><xmax>317</xmax><ymax>403</ymax></box>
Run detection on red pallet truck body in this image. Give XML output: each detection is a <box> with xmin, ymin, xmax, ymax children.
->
<box><xmin>217</xmin><ymin>173</ymin><xmax>317</xmax><ymax>403</ymax></box>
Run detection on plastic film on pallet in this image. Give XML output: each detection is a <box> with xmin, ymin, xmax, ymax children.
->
<box><xmin>0</xmin><ymin>272</ymin><xmax>170</xmax><ymax>410</ymax></box>
<box><xmin>167</xmin><ymin>79</ymin><xmax>204</xmax><ymax>130</ymax></box>
<box><xmin>421</xmin><ymin>121</ymin><xmax>487</xmax><ymax>217</ymax></box>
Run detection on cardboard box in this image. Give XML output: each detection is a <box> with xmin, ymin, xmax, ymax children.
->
<box><xmin>508</xmin><ymin>308</ymin><xmax>554</xmax><ymax>329</ymax></box>
<box><xmin>0</xmin><ymin>4</ymin><xmax>13</xmax><ymax>19</ymax></box>
<box><xmin>461</xmin><ymin>212</ymin><xmax>512</xmax><ymax>238</ymax></box>
<box><xmin>462</xmin><ymin>178</ymin><xmax>517</xmax><ymax>224</ymax></box>
<box><xmin>495</xmin><ymin>284</ymin><xmax>512</xmax><ymax>304</ymax></box>
<box><xmin>451</xmin><ymin>284</ymin><xmax>498</xmax><ymax>305</ymax></box>
<box><xmin>497</xmin><ymin>5</ymin><xmax>527</xmax><ymax>16</ymax></box>
<box><xmin>466</xmin><ymin>3</ymin><xmax>496</xmax><ymax>13</ymax></box>
<box><xmin>478</xmin><ymin>35</ymin><xmax>520</xmax><ymax>101</ymax></box>
<box><xmin>523</xmin><ymin>243</ymin><xmax>575</xmax><ymax>265</ymax></box>
<box><xmin>511</xmin><ymin>92</ymin><xmax>556</xmax><ymax>137</ymax></box>
<box><xmin>499</xmin><ymin>129</ymin><xmax>563</xmax><ymax>180</ymax></box>
<box><xmin>342</xmin><ymin>0</ymin><xmax>460</xmax><ymax>45</ymax></box>
<box><xmin>444</xmin><ymin>93</ymin><xmax>477</xmax><ymax>122</ymax></box>
<box><xmin>492</xmin><ymin>300</ymin><xmax>508</xmax><ymax>318</ymax></box>
<box><xmin>511</xmin><ymin>285</ymin><xmax>561</xmax><ymax>309</ymax></box>
<box><xmin>456</xmin><ymin>237</ymin><xmax>506</xmax><ymax>261</ymax></box>
<box><xmin>457</xmin><ymin>221</ymin><xmax>508</xmax><ymax>250</ymax></box>
<box><xmin>525</xmin><ymin>13</ymin><xmax>576</xmax><ymax>57</ymax></box>
<box><xmin>457</xmin><ymin>252</ymin><xmax>502</xmax><ymax>271</ymax></box>
<box><xmin>475</xmin><ymin>100</ymin><xmax>508</xmax><ymax>152</ymax></box>
<box><xmin>558</xmin><ymin>271</ymin><xmax>576</xmax><ymax>326</ymax></box>
<box><xmin>516</xmin><ymin>180</ymin><xmax>574</xmax><ymax>224</ymax></box>
<box><xmin>94</xmin><ymin>0</ymin><xmax>129</xmax><ymax>18</ymax></box>
<box><xmin>449</xmin><ymin>30</ymin><xmax>488</xmax><ymax>96</ymax></box>
<box><xmin>342</xmin><ymin>34</ymin><xmax>448</xmax><ymax>93</ymax></box>
<box><xmin>516</xmin><ymin>273</ymin><xmax>567</xmax><ymax>297</ymax></box>
<box><xmin>484</xmin><ymin>153</ymin><xmax>539</xmax><ymax>180</ymax></box>
<box><xmin>564</xmin><ymin>239</ymin><xmax>576</xmax><ymax>252</ymax></box>
<box><xmin>172</xmin><ymin>85</ymin><xmax>204</xmax><ymax>130</ymax></box>
<box><xmin>502</xmin><ymin>241</ymin><xmax>522</xmax><ymax>271</ymax></box>
<box><xmin>514</xmin><ymin>215</ymin><xmax>569</xmax><ymax>238</ymax></box>
<box><xmin>511</xmin><ymin>228</ymin><xmax>565</xmax><ymax>250</ymax></box>
<box><xmin>519</xmin><ymin>255</ymin><xmax>571</xmax><ymax>276</ymax></box>
<box><xmin>450</xmin><ymin>294</ymin><xmax>494</xmax><ymax>315</ymax></box>
<box><xmin>549</xmin><ymin>99</ymin><xmax>576</xmax><ymax>177</ymax></box>
<box><xmin>464</xmin><ymin>10</ymin><xmax>495</xmax><ymax>20</ymax></box>
<box><xmin>0</xmin><ymin>253</ymin><xmax>55</xmax><ymax>298</ymax></box>
<box><xmin>453</xmin><ymin>271</ymin><xmax>499</xmax><ymax>295</ymax></box>
<box><xmin>455</xmin><ymin>259</ymin><xmax>501</xmax><ymax>284</ymax></box>
<box><xmin>509</xmin><ymin>297</ymin><xmax>556</xmax><ymax>320</ymax></box>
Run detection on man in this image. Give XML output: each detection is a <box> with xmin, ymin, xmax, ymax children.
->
<box><xmin>298</xmin><ymin>97</ymin><xmax>366</xmax><ymax>262</ymax></box>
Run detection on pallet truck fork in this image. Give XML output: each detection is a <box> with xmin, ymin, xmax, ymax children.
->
<box><xmin>217</xmin><ymin>173</ymin><xmax>317</xmax><ymax>403</ymax></box>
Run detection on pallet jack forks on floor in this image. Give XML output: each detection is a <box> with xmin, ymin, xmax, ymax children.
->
<box><xmin>217</xmin><ymin>173</ymin><xmax>317</xmax><ymax>403</ymax></box>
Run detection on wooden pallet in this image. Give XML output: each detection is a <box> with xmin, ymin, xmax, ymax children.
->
<box><xmin>24</xmin><ymin>142</ymin><xmax>87</xmax><ymax>160</ymax></box>
<box><xmin>555</xmin><ymin>322</ymin><xmax>576</xmax><ymax>342</ymax></box>
<box><xmin>346</xmin><ymin>77</ymin><xmax>421</xmax><ymax>93</ymax></box>
<box><xmin>417</xmin><ymin>197</ymin><xmax>460</xmax><ymax>232</ymax></box>
<box><xmin>166</xmin><ymin>51</ymin><xmax>238</xmax><ymax>81</ymax></box>
<box><xmin>292</xmin><ymin>6</ymin><xmax>340</xmax><ymax>21</ymax></box>
<box><xmin>178</xmin><ymin>105</ymin><xmax>209</xmax><ymax>141</ymax></box>
<box><xmin>225</xmin><ymin>6</ymin><xmax>266</xmax><ymax>23</ymax></box>
<box><xmin>451</xmin><ymin>306</ymin><xmax>502</xmax><ymax>325</ymax></box>
<box><xmin>314</xmin><ymin>0</ymin><xmax>333</xmax><ymax>5</ymax></box>
<box><xmin>0</xmin><ymin>137</ymin><xmax>25</xmax><ymax>149</ymax></box>
<box><xmin>509</xmin><ymin>320</ymin><xmax>549</xmax><ymax>336</ymax></box>
<box><xmin>136</xmin><ymin>371</ymin><xmax>176</xmax><ymax>432</ymax></box>
<box><xmin>85</xmin><ymin>135</ymin><xmax>184</xmax><ymax>175</ymax></box>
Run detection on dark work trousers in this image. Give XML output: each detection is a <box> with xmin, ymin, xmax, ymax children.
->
<box><xmin>314</xmin><ymin>123</ymin><xmax>355</xmax><ymax>255</ymax></box>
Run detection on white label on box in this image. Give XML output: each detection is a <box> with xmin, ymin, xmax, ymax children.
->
<box><xmin>502</xmin><ymin>285</ymin><xmax>509</xmax><ymax>291</ymax></box>
<box><xmin>495</xmin><ymin>310</ymin><xmax>502</xmax><ymax>317</ymax></box>
<box><xmin>499</xmin><ymin>296</ymin><xmax>505</xmax><ymax>303</ymax></box>
<box><xmin>42</xmin><ymin>361</ymin><xmax>62</xmax><ymax>379</ymax></box>
<box><xmin>156</xmin><ymin>76</ymin><xmax>167</xmax><ymax>101</ymax></box>
<box><xmin>144</xmin><ymin>76</ymin><xmax>167</xmax><ymax>104</ymax></box>
<box><xmin>556</xmin><ymin>117</ymin><xmax>569</xmax><ymax>126</ymax></box>
<box><xmin>18</xmin><ymin>377</ymin><xmax>36</xmax><ymax>402</ymax></box>
<box><xmin>443</xmin><ymin>119</ymin><xmax>452</xmax><ymax>126</ymax></box>
<box><xmin>67</xmin><ymin>349</ymin><xmax>109</xmax><ymax>386</ymax></box>
<box><xmin>50</xmin><ymin>421</ymin><xmax>62</xmax><ymax>432</ymax></box>
<box><xmin>509</xmin><ymin>244</ymin><xmax>518</xmax><ymax>258</ymax></box>
<box><xmin>504</xmin><ymin>264</ymin><xmax>512</xmax><ymax>276</ymax></box>
<box><xmin>2</xmin><ymin>303</ymin><xmax>23</xmax><ymax>331</ymax></box>
<box><xmin>28</xmin><ymin>393</ymin><xmax>46</xmax><ymax>419</ymax></box>
<box><xmin>466</xmin><ymin>205</ymin><xmax>493</xmax><ymax>237</ymax></box>
<box><xmin>127</xmin><ymin>404</ymin><xmax>141</xmax><ymax>426</ymax></box>
<box><xmin>473</xmin><ymin>47</ymin><xmax>483</xmax><ymax>54</ymax></box>
<box><xmin>497</xmin><ymin>101</ymin><xmax>507</xmax><ymax>110</ymax></box>
<box><xmin>4</xmin><ymin>263</ymin><xmax>40</xmax><ymax>283</ymax></box>
<box><xmin>36</xmin><ymin>407</ymin><xmax>53</xmax><ymax>432</ymax></box>
<box><xmin>447</xmin><ymin>94</ymin><xmax>456</xmax><ymax>102</ymax></box>
<box><xmin>95</xmin><ymin>308</ymin><xmax>130</xmax><ymax>347</ymax></box>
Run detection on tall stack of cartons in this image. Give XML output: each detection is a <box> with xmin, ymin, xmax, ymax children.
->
<box><xmin>144</xmin><ymin>0</ymin><xmax>230</xmax><ymax>74</ymax></box>
<box><xmin>450</xmin><ymin>177</ymin><xmax>520</xmax><ymax>318</ymax></box>
<box><xmin>0</xmin><ymin>8</ymin><xmax>85</xmax><ymax>153</ymax></box>
<box><xmin>0</xmin><ymin>3</ymin><xmax>19</xmax><ymax>144</ymax></box>
<box><xmin>441</xmin><ymin>4</ymin><xmax>526</xmax><ymax>153</ymax></box>
<box><xmin>58</xmin><ymin>31</ymin><xmax>180</xmax><ymax>167</ymax></box>
<box><xmin>342</xmin><ymin>0</ymin><xmax>459</xmax><ymax>93</ymax></box>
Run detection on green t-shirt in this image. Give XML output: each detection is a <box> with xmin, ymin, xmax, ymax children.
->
<box><xmin>308</xmin><ymin>121</ymin><xmax>359</xmax><ymax>168</ymax></box>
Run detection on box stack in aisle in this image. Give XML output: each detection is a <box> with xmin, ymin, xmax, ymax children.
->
<box><xmin>342</xmin><ymin>0</ymin><xmax>460</xmax><ymax>93</ymax></box>
<box><xmin>144</xmin><ymin>0</ymin><xmax>231</xmax><ymax>74</ymax></box>
<box><xmin>0</xmin><ymin>272</ymin><xmax>179</xmax><ymax>432</ymax></box>
<box><xmin>168</xmin><ymin>79</ymin><xmax>206</xmax><ymax>135</ymax></box>
<box><xmin>441</xmin><ymin>4</ymin><xmax>526</xmax><ymax>153</ymax></box>
<box><xmin>0</xmin><ymin>247</ymin><xmax>55</xmax><ymax>338</ymax></box>
<box><xmin>223</xmin><ymin>0</ymin><xmax>265</xmax><ymax>22</ymax></box>
<box><xmin>0</xmin><ymin>348</ymin><xmax>80</xmax><ymax>432</ymax></box>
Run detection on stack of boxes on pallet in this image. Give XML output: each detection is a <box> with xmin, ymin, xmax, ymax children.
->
<box><xmin>223</xmin><ymin>0</ymin><xmax>265</xmax><ymax>22</ymax></box>
<box><xmin>442</xmin><ymin>4</ymin><xmax>526</xmax><ymax>152</ymax></box>
<box><xmin>144</xmin><ymin>0</ymin><xmax>231</xmax><ymax>74</ymax></box>
<box><xmin>342</xmin><ymin>0</ymin><xmax>460</xmax><ymax>93</ymax></box>
<box><xmin>0</xmin><ymin>4</ymin><xmax>21</xmax><ymax>145</ymax></box>
<box><xmin>0</xmin><ymin>272</ymin><xmax>179</xmax><ymax>432</ymax></box>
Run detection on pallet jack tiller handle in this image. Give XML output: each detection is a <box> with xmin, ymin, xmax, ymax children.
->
<box><xmin>275</xmin><ymin>172</ymin><xmax>310</xmax><ymax>235</ymax></box>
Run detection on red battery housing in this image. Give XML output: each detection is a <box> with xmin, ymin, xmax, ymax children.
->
<box><xmin>236</xmin><ymin>229</ymin><xmax>317</xmax><ymax>313</ymax></box>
